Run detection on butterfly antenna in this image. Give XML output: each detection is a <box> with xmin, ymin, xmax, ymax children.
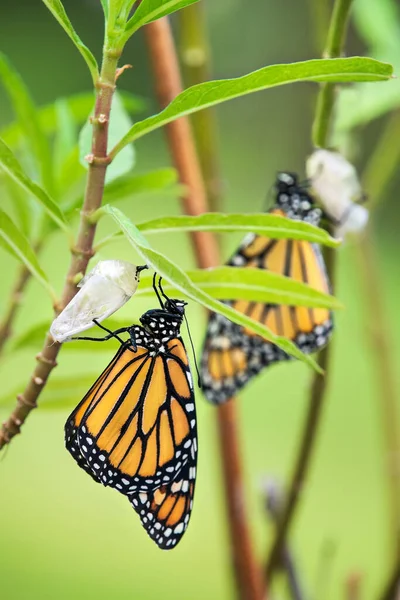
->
<box><xmin>153</xmin><ymin>272</ymin><xmax>163</xmax><ymax>308</ymax></box>
<box><xmin>158</xmin><ymin>276</ymin><xmax>181</xmax><ymax>312</ymax></box>
<box><xmin>183</xmin><ymin>312</ymin><xmax>202</xmax><ymax>389</ymax></box>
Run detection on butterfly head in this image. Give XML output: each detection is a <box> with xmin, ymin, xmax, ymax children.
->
<box><xmin>163</xmin><ymin>298</ymin><xmax>187</xmax><ymax>316</ymax></box>
<box><xmin>140</xmin><ymin>299</ymin><xmax>186</xmax><ymax>341</ymax></box>
<box><xmin>275</xmin><ymin>171</ymin><xmax>322</xmax><ymax>225</ymax></box>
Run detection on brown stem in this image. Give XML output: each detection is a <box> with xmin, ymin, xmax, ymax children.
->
<box><xmin>144</xmin><ymin>17</ymin><xmax>264</xmax><ymax>600</ymax></box>
<box><xmin>263</xmin><ymin>480</ymin><xmax>304</xmax><ymax>600</ymax></box>
<box><xmin>0</xmin><ymin>49</ymin><xmax>120</xmax><ymax>450</ymax></box>
<box><xmin>355</xmin><ymin>229</ymin><xmax>400</xmax><ymax>558</ymax></box>
<box><xmin>265</xmin><ymin>249</ymin><xmax>335</xmax><ymax>581</ymax></box>
<box><xmin>345</xmin><ymin>572</ymin><xmax>363</xmax><ymax>600</ymax></box>
<box><xmin>179</xmin><ymin>3</ymin><xmax>222</xmax><ymax>212</ymax></box>
<box><xmin>0</xmin><ymin>260</ymin><xmax>36</xmax><ymax>355</ymax></box>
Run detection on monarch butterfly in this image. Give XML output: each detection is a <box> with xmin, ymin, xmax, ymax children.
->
<box><xmin>201</xmin><ymin>172</ymin><xmax>333</xmax><ymax>405</ymax></box>
<box><xmin>65</xmin><ymin>277</ymin><xmax>198</xmax><ymax>550</ymax></box>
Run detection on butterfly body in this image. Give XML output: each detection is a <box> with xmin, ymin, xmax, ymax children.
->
<box><xmin>65</xmin><ymin>296</ymin><xmax>197</xmax><ymax>549</ymax></box>
<box><xmin>201</xmin><ymin>172</ymin><xmax>333</xmax><ymax>405</ymax></box>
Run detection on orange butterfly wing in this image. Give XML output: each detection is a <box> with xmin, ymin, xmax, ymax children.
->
<box><xmin>65</xmin><ymin>336</ymin><xmax>197</xmax><ymax>548</ymax></box>
<box><xmin>201</xmin><ymin>209</ymin><xmax>333</xmax><ymax>404</ymax></box>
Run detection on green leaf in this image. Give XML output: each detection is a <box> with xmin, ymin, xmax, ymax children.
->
<box><xmin>105</xmin><ymin>167</ymin><xmax>179</xmax><ymax>201</ymax></box>
<box><xmin>0</xmin><ymin>52</ymin><xmax>53</xmax><ymax>193</ymax></box>
<box><xmin>135</xmin><ymin>267</ymin><xmax>342</xmax><ymax>309</ymax></box>
<box><xmin>67</xmin><ymin>168</ymin><xmax>181</xmax><ymax>220</ymax></box>
<box><xmin>1</xmin><ymin>91</ymin><xmax>146</xmax><ymax>149</ymax></box>
<box><xmin>79</xmin><ymin>91</ymin><xmax>135</xmax><ymax>183</ymax></box>
<box><xmin>334</xmin><ymin>0</ymin><xmax>400</xmax><ymax>132</ymax></box>
<box><xmin>0</xmin><ymin>209</ymin><xmax>54</xmax><ymax>297</ymax></box>
<box><xmin>0</xmin><ymin>376</ymin><xmax>98</xmax><ymax>409</ymax></box>
<box><xmin>100</xmin><ymin>0</ymin><xmax>109</xmax><ymax>18</ymax></box>
<box><xmin>2</xmin><ymin>177</ymin><xmax>32</xmax><ymax>237</ymax></box>
<box><xmin>352</xmin><ymin>0</ymin><xmax>400</xmax><ymax>54</ymax></box>
<box><xmin>10</xmin><ymin>320</ymin><xmax>122</xmax><ymax>353</ymax></box>
<box><xmin>41</xmin><ymin>0</ymin><xmax>100</xmax><ymax>84</ymax></box>
<box><xmin>54</xmin><ymin>98</ymin><xmax>77</xmax><ymax>175</ymax></box>
<box><xmin>103</xmin><ymin>205</ymin><xmax>323</xmax><ymax>373</ymax></box>
<box><xmin>109</xmin><ymin>57</ymin><xmax>393</xmax><ymax>156</ymax></box>
<box><xmin>0</xmin><ymin>138</ymin><xmax>69</xmax><ymax>232</ymax></box>
<box><xmin>137</xmin><ymin>213</ymin><xmax>339</xmax><ymax>247</ymax></box>
<box><xmin>123</xmin><ymin>0</ymin><xmax>200</xmax><ymax>39</ymax></box>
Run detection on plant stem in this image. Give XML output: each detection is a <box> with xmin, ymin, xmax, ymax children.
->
<box><xmin>264</xmin><ymin>480</ymin><xmax>304</xmax><ymax>600</ymax></box>
<box><xmin>144</xmin><ymin>17</ymin><xmax>264</xmax><ymax>600</ymax></box>
<box><xmin>178</xmin><ymin>3</ymin><xmax>222</xmax><ymax>212</ymax></box>
<box><xmin>312</xmin><ymin>0</ymin><xmax>353</xmax><ymax>147</ymax></box>
<box><xmin>266</xmin><ymin>0</ymin><xmax>353</xmax><ymax>583</ymax></box>
<box><xmin>355</xmin><ymin>229</ymin><xmax>400</xmax><ymax>558</ymax></box>
<box><xmin>0</xmin><ymin>258</ymin><xmax>37</xmax><ymax>355</ymax></box>
<box><xmin>0</xmin><ymin>49</ymin><xmax>120</xmax><ymax>450</ymax></box>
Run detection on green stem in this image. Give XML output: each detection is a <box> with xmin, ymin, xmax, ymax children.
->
<box><xmin>0</xmin><ymin>44</ymin><xmax>120</xmax><ymax>450</ymax></box>
<box><xmin>312</xmin><ymin>0</ymin><xmax>354</xmax><ymax>147</ymax></box>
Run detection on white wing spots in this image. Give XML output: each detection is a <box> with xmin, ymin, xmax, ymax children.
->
<box><xmin>171</xmin><ymin>480</ymin><xmax>183</xmax><ymax>493</ymax></box>
<box><xmin>174</xmin><ymin>523</ymin><xmax>184</xmax><ymax>535</ymax></box>
<box><xmin>186</xmin><ymin>403</ymin><xmax>195</xmax><ymax>412</ymax></box>
<box><xmin>231</xmin><ymin>254</ymin><xmax>245</xmax><ymax>266</ymax></box>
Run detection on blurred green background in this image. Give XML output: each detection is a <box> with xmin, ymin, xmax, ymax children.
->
<box><xmin>0</xmin><ymin>1</ymin><xmax>399</xmax><ymax>599</ymax></box>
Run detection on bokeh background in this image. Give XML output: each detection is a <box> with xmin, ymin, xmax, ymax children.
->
<box><xmin>0</xmin><ymin>1</ymin><xmax>399</xmax><ymax>598</ymax></box>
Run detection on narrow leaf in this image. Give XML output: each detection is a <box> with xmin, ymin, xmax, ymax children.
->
<box><xmin>137</xmin><ymin>213</ymin><xmax>339</xmax><ymax>247</ymax></box>
<box><xmin>11</xmin><ymin>320</ymin><xmax>122</xmax><ymax>352</ymax></box>
<box><xmin>79</xmin><ymin>91</ymin><xmax>135</xmax><ymax>183</ymax></box>
<box><xmin>42</xmin><ymin>0</ymin><xmax>99</xmax><ymax>84</ymax></box>
<box><xmin>68</xmin><ymin>168</ymin><xmax>180</xmax><ymax>219</ymax></box>
<box><xmin>0</xmin><ymin>209</ymin><xmax>53</xmax><ymax>296</ymax></box>
<box><xmin>135</xmin><ymin>268</ymin><xmax>342</xmax><ymax>309</ymax></box>
<box><xmin>2</xmin><ymin>177</ymin><xmax>32</xmax><ymax>237</ymax></box>
<box><xmin>54</xmin><ymin>98</ymin><xmax>77</xmax><ymax>174</ymax></box>
<box><xmin>104</xmin><ymin>205</ymin><xmax>323</xmax><ymax>372</ymax></box>
<box><xmin>110</xmin><ymin>57</ymin><xmax>393</xmax><ymax>156</ymax></box>
<box><xmin>100</xmin><ymin>0</ymin><xmax>109</xmax><ymax>18</ymax></box>
<box><xmin>1</xmin><ymin>91</ymin><xmax>146</xmax><ymax>149</ymax></box>
<box><xmin>123</xmin><ymin>0</ymin><xmax>200</xmax><ymax>39</ymax></box>
<box><xmin>0</xmin><ymin>138</ymin><xmax>69</xmax><ymax>232</ymax></box>
<box><xmin>0</xmin><ymin>52</ymin><xmax>53</xmax><ymax>193</ymax></box>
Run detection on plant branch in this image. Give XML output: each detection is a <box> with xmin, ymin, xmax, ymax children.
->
<box><xmin>178</xmin><ymin>3</ymin><xmax>222</xmax><ymax>212</ymax></box>
<box><xmin>263</xmin><ymin>480</ymin><xmax>304</xmax><ymax>600</ymax></box>
<box><xmin>144</xmin><ymin>16</ymin><xmax>264</xmax><ymax>600</ymax></box>
<box><xmin>312</xmin><ymin>0</ymin><xmax>353</xmax><ymax>147</ymax></box>
<box><xmin>0</xmin><ymin>259</ymin><xmax>36</xmax><ymax>356</ymax></box>
<box><xmin>266</xmin><ymin>0</ymin><xmax>353</xmax><ymax>583</ymax></box>
<box><xmin>0</xmin><ymin>48</ymin><xmax>120</xmax><ymax>449</ymax></box>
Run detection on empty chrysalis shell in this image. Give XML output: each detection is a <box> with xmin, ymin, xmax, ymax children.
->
<box><xmin>306</xmin><ymin>149</ymin><xmax>369</xmax><ymax>239</ymax></box>
<box><xmin>50</xmin><ymin>260</ymin><xmax>147</xmax><ymax>343</ymax></box>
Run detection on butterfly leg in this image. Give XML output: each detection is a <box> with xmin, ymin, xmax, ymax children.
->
<box><xmin>71</xmin><ymin>320</ymin><xmax>129</xmax><ymax>344</ymax></box>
